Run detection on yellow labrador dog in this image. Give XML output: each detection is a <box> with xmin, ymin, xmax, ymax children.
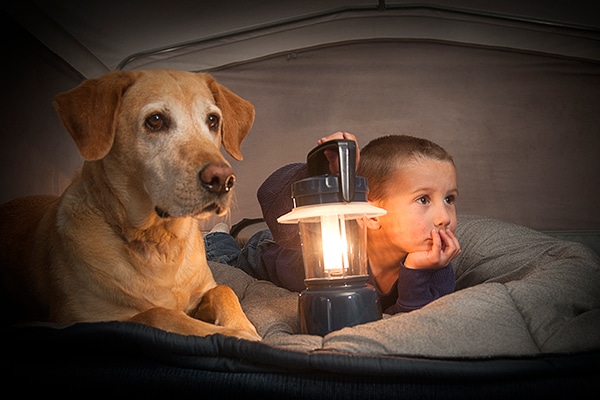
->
<box><xmin>0</xmin><ymin>69</ymin><xmax>260</xmax><ymax>341</ymax></box>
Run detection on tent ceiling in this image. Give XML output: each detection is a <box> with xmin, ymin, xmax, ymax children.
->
<box><xmin>5</xmin><ymin>0</ymin><xmax>600</xmax><ymax>78</ymax></box>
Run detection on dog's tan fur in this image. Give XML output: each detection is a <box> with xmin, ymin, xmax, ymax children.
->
<box><xmin>0</xmin><ymin>69</ymin><xmax>260</xmax><ymax>340</ymax></box>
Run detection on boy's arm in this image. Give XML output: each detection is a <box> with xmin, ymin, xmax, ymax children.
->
<box><xmin>261</xmin><ymin>245</ymin><xmax>306</xmax><ymax>292</ymax></box>
<box><xmin>253</xmin><ymin>163</ymin><xmax>309</xmax><ymax>292</ymax></box>
<box><xmin>257</xmin><ymin>163</ymin><xmax>309</xmax><ymax>249</ymax></box>
<box><xmin>384</xmin><ymin>263</ymin><xmax>456</xmax><ymax>314</ymax></box>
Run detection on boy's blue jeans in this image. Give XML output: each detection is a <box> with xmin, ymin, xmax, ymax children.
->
<box><xmin>204</xmin><ymin>229</ymin><xmax>275</xmax><ymax>281</ymax></box>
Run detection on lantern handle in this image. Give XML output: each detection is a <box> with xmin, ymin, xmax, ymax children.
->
<box><xmin>306</xmin><ymin>139</ymin><xmax>356</xmax><ymax>203</ymax></box>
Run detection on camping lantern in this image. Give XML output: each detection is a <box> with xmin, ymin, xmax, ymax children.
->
<box><xmin>278</xmin><ymin>140</ymin><xmax>386</xmax><ymax>336</ymax></box>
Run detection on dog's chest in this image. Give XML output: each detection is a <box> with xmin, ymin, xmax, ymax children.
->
<box><xmin>129</xmin><ymin>241</ymin><xmax>206</xmax><ymax>288</ymax></box>
<box><xmin>58</xmin><ymin>192</ymin><xmax>215</xmax><ymax>317</ymax></box>
<box><xmin>123</xmin><ymin>229</ymin><xmax>212</xmax><ymax>309</ymax></box>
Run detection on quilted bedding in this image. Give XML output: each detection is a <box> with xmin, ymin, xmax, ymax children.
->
<box><xmin>221</xmin><ymin>214</ymin><xmax>600</xmax><ymax>357</ymax></box>
<box><xmin>4</xmin><ymin>214</ymin><xmax>600</xmax><ymax>395</ymax></box>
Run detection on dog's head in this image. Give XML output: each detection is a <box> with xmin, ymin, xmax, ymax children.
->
<box><xmin>53</xmin><ymin>69</ymin><xmax>255</xmax><ymax>219</ymax></box>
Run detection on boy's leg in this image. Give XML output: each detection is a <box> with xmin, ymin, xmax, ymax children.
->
<box><xmin>204</xmin><ymin>227</ymin><xmax>242</xmax><ymax>266</ymax></box>
<box><xmin>237</xmin><ymin>229</ymin><xmax>276</xmax><ymax>281</ymax></box>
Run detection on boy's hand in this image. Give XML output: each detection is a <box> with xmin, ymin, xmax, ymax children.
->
<box><xmin>404</xmin><ymin>228</ymin><xmax>461</xmax><ymax>270</ymax></box>
<box><xmin>317</xmin><ymin>131</ymin><xmax>359</xmax><ymax>175</ymax></box>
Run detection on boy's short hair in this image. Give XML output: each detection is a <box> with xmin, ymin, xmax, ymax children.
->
<box><xmin>357</xmin><ymin>135</ymin><xmax>454</xmax><ymax>202</ymax></box>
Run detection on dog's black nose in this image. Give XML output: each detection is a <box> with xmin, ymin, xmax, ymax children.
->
<box><xmin>199</xmin><ymin>163</ymin><xmax>235</xmax><ymax>194</ymax></box>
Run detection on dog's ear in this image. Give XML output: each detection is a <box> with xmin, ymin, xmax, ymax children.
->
<box><xmin>206</xmin><ymin>76</ymin><xmax>255</xmax><ymax>161</ymax></box>
<box><xmin>53</xmin><ymin>71</ymin><xmax>135</xmax><ymax>161</ymax></box>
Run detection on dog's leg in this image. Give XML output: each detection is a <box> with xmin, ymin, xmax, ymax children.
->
<box><xmin>194</xmin><ymin>285</ymin><xmax>260</xmax><ymax>340</ymax></box>
<box><xmin>128</xmin><ymin>305</ymin><xmax>260</xmax><ymax>341</ymax></box>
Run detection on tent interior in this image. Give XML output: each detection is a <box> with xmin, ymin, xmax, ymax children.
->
<box><xmin>3</xmin><ymin>0</ymin><xmax>600</xmax><ymax>235</ymax></box>
<box><xmin>2</xmin><ymin>1</ymin><xmax>600</xmax><ymax>396</ymax></box>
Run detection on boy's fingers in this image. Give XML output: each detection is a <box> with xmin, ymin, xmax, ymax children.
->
<box><xmin>430</xmin><ymin>229</ymin><xmax>442</xmax><ymax>254</ymax></box>
<box><xmin>439</xmin><ymin>229</ymin><xmax>461</xmax><ymax>260</ymax></box>
<box><xmin>318</xmin><ymin>131</ymin><xmax>347</xmax><ymax>144</ymax></box>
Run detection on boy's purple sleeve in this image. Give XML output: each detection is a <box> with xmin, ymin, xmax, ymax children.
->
<box><xmin>257</xmin><ymin>163</ymin><xmax>309</xmax><ymax>249</ymax></box>
<box><xmin>383</xmin><ymin>263</ymin><xmax>456</xmax><ymax>314</ymax></box>
<box><xmin>259</xmin><ymin>245</ymin><xmax>306</xmax><ymax>292</ymax></box>
<box><xmin>256</xmin><ymin>163</ymin><xmax>310</xmax><ymax>292</ymax></box>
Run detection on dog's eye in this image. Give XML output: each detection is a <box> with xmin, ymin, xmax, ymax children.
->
<box><xmin>145</xmin><ymin>113</ymin><xmax>169</xmax><ymax>131</ymax></box>
<box><xmin>207</xmin><ymin>114</ymin><xmax>220</xmax><ymax>132</ymax></box>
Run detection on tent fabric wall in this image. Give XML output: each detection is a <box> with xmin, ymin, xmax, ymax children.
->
<box><xmin>8</xmin><ymin>1</ymin><xmax>599</xmax><ymax>77</ymax></box>
<box><xmin>207</xmin><ymin>39</ymin><xmax>600</xmax><ymax>231</ymax></box>
<box><xmin>1</xmin><ymin>11</ymin><xmax>83</xmax><ymax>205</ymax></box>
<box><xmin>2</xmin><ymin>3</ymin><xmax>599</xmax><ymax>232</ymax></box>
<box><xmin>118</xmin><ymin>6</ymin><xmax>600</xmax><ymax>72</ymax></box>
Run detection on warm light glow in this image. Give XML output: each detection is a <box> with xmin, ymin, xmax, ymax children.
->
<box><xmin>320</xmin><ymin>214</ymin><xmax>349</xmax><ymax>275</ymax></box>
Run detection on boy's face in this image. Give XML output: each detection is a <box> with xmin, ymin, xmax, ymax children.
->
<box><xmin>373</xmin><ymin>159</ymin><xmax>458</xmax><ymax>256</ymax></box>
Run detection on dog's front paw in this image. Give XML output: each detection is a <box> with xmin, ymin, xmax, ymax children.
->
<box><xmin>220</xmin><ymin>326</ymin><xmax>261</xmax><ymax>341</ymax></box>
<box><xmin>224</xmin><ymin>314</ymin><xmax>262</xmax><ymax>341</ymax></box>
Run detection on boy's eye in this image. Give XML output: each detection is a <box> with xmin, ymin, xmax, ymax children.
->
<box><xmin>417</xmin><ymin>196</ymin><xmax>429</xmax><ymax>205</ymax></box>
<box><xmin>445</xmin><ymin>195</ymin><xmax>456</xmax><ymax>205</ymax></box>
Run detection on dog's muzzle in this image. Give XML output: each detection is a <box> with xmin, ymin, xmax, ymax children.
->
<box><xmin>199</xmin><ymin>163</ymin><xmax>235</xmax><ymax>194</ymax></box>
<box><xmin>154</xmin><ymin>163</ymin><xmax>235</xmax><ymax>219</ymax></box>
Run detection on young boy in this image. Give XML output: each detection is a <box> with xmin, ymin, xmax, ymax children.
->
<box><xmin>205</xmin><ymin>132</ymin><xmax>461</xmax><ymax>314</ymax></box>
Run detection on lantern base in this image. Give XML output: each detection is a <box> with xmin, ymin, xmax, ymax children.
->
<box><xmin>298</xmin><ymin>275</ymin><xmax>381</xmax><ymax>336</ymax></box>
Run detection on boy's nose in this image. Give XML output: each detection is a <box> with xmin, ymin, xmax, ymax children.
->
<box><xmin>434</xmin><ymin>206</ymin><xmax>452</xmax><ymax>228</ymax></box>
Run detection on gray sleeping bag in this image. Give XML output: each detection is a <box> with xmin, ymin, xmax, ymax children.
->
<box><xmin>216</xmin><ymin>214</ymin><xmax>600</xmax><ymax>357</ymax></box>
